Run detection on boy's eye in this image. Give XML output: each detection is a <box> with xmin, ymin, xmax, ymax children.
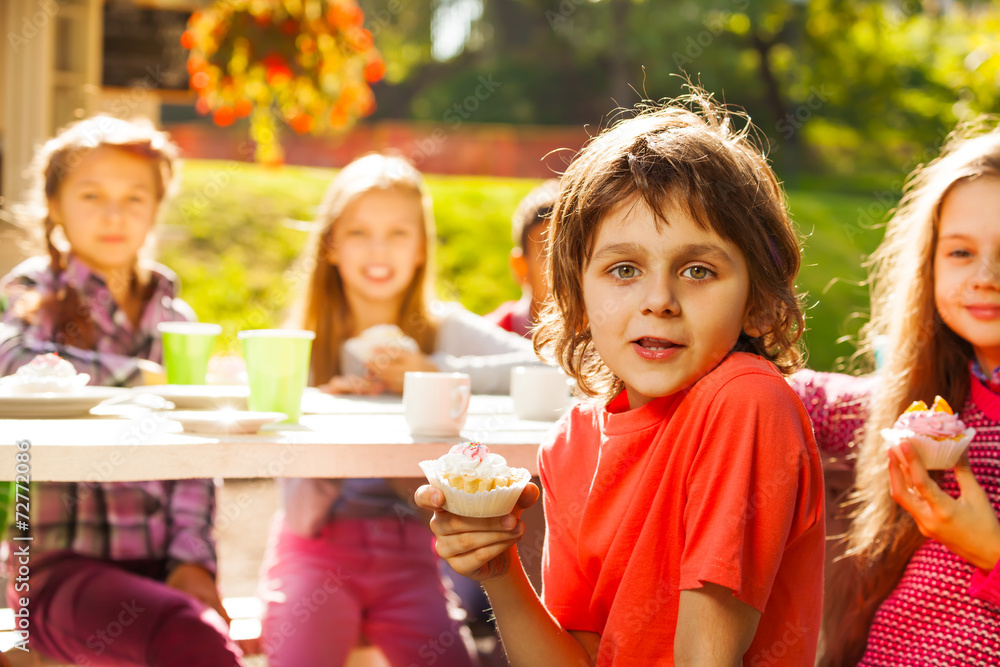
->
<box><xmin>681</xmin><ymin>265</ymin><xmax>713</xmax><ymax>280</ymax></box>
<box><xmin>947</xmin><ymin>248</ymin><xmax>972</xmax><ymax>258</ymax></box>
<box><xmin>610</xmin><ymin>265</ymin><xmax>638</xmax><ymax>280</ymax></box>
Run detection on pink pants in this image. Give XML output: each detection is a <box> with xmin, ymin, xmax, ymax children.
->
<box><xmin>6</xmin><ymin>554</ymin><xmax>243</xmax><ymax>667</ymax></box>
<box><xmin>259</xmin><ymin>516</ymin><xmax>480</xmax><ymax>667</ymax></box>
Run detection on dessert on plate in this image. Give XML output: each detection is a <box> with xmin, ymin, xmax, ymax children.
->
<box><xmin>419</xmin><ymin>442</ymin><xmax>531</xmax><ymax>517</ymax></box>
<box><xmin>0</xmin><ymin>353</ymin><xmax>90</xmax><ymax>394</ymax></box>
<box><xmin>881</xmin><ymin>395</ymin><xmax>975</xmax><ymax>469</ymax></box>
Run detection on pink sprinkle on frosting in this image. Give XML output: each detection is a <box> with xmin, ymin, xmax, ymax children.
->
<box><xmin>449</xmin><ymin>442</ymin><xmax>489</xmax><ymax>462</ymax></box>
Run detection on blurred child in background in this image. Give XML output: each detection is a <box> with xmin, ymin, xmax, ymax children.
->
<box><xmin>486</xmin><ymin>179</ymin><xmax>559</xmax><ymax>338</ymax></box>
<box><xmin>259</xmin><ymin>153</ymin><xmax>536</xmax><ymax>667</ymax></box>
<box><xmin>0</xmin><ymin>115</ymin><xmax>243</xmax><ymax>666</ymax></box>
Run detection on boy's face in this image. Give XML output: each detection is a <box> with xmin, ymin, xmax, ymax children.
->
<box><xmin>517</xmin><ymin>221</ymin><xmax>550</xmax><ymax>310</ymax></box>
<box><xmin>582</xmin><ymin>198</ymin><xmax>753</xmax><ymax>409</ymax></box>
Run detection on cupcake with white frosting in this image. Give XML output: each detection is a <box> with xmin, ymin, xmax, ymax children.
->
<box><xmin>0</xmin><ymin>353</ymin><xmax>90</xmax><ymax>394</ymax></box>
<box><xmin>341</xmin><ymin>324</ymin><xmax>419</xmax><ymax>377</ymax></box>
<box><xmin>419</xmin><ymin>442</ymin><xmax>530</xmax><ymax>517</ymax></box>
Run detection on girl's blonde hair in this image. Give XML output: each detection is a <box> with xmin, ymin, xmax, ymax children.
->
<box><xmin>14</xmin><ymin>114</ymin><xmax>178</xmax><ymax>349</ymax></box>
<box><xmin>825</xmin><ymin>119</ymin><xmax>1000</xmax><ymax>666</ymax></box>
<box><xmin>534</xmin><ymin>93</ymin><xmax>804</xmax><ymax>400</ymax></box>
<box><xmin>290</xmin><ymin>153</ymin><xmax>437</xmax><ymax>385</ymax></box>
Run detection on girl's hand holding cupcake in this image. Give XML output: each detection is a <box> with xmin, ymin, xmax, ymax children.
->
<box><xmin>888</xmin><ymin>443</ymin><xmax>1000</xmax><ymax>570</ymax></box>
<box><xmin>365</xmin><ymin>345</ymin><xmax>437</xmax><ymax>393</ymax></box>
<box><xmin>318</xmin><ymin>374</ymin><xmax>385</xmax><ymax>395</ymax></box>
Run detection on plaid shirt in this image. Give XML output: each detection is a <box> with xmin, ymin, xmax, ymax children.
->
<box><xmin>1</xmin><ymin>255</ymin><xmax>218</xmax><ymax>575</ymax></box>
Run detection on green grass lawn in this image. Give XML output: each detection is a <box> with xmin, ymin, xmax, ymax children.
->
<box><xmin>159</xmin><ymin>159</ymin><xmax>890</xmax><ymax>372</ymax></box>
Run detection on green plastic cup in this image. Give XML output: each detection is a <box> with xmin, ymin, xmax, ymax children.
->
<box><xmin>238</xmin><ymin>329</ymin><xmax>315</xmax><ymax>423</ymax></box>
<box><xmin>157</xmin><ymin>322</ymin><xmax>222</xmax><ymax>385</ymax></box>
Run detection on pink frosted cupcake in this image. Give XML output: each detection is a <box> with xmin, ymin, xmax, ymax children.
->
<box><xmin>419</xmin><ymin>442</ymin><xmax>530</xmax><ymax>517</ymax></box>
<box><xmin>882</xmin><ymin>396</ymin><xmax>975</xmax><ymax>469</ymax></box>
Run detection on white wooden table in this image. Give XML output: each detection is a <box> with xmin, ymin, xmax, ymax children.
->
<box><xmin>0</xmin><ymin>392</ymin><xmax>555</xmax><ymax>482</ymax></box>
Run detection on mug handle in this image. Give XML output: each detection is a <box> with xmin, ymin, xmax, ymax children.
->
<box><xmin>450</xmin><ymin>384</ymin><xmax>471</xmax><ymax>419</ymax></box>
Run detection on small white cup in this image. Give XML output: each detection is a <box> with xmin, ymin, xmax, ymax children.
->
<box><xmin>403</xmin><ymin>372</ymin><xmax>471</xmax><ymax>437</ymax></box>
<box><xmin>510</xmin><ymin>366</ymin><xmax>573</xmax><ymax>421</ymax></box>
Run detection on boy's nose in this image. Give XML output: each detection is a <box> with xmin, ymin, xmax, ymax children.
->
<box><xmin>640</xmin><ymin>277</ymin><xmax>679</xmax><ymax>316</ymax></box>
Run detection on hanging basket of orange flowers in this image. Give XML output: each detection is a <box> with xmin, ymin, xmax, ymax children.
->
<box><xmin>182</xmin><ymin>0</ymin><xmax>385</xmax><ymax>165</ymax></box>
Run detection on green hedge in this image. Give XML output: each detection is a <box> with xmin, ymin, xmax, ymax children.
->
<box><xmin>159</xmin><ymin>159</ymin><xmax>888</xmax><ymax>372</ymax></box>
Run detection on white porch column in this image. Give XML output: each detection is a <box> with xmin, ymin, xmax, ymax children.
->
<box><xmin>1</xmin><ymin>0</ymin><xmax>103</xmax><ymax>276</ymax></box>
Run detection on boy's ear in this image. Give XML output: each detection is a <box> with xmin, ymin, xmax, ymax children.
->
<box><xmin>509</xmin><ymin>248</ymin><xmax>529</xmax><ymax>284</ymax></box>
<box><xmin>743</xmin><ymin>306</ymin><xmax>765</xmax><ymax>338</ymax></box>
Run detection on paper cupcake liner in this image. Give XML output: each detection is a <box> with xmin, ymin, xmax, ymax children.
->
<box><xmin>419</xmin><ymin>460</ymin><xmax>531</xmax><ymax>517</ymax></box>
<box><xmin>882</xmin><ymin>427</ymin><xmax>975</xmax><ymax>470</ymax></box>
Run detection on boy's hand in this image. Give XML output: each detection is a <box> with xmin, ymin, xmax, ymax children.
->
<box><xmin>165</xmin><ymin>562</ymin><xmax>231</xmax><ymax>625</ymax></box>
<box><xmin>889</xmin><ymin>441</ymin><xmax>1000</xmax><ymax>570</ymax></box>
<box><xmin>366</xmin><ymin>347</ymin><xmax>437</xmax><ymax>394</ymax></box>
<box><xmin>318</xmin><ymin>374</ymin><xmax>385</xmax><ymax>395</ymax></box>
<box><xmin>414</xmin><ymin>482</ymin><xmax>540</xmax><ymax>581</ymax></box>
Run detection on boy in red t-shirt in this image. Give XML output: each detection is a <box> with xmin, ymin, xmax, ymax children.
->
<box><xmin>486</xmin><ymin>179</ymin><xmax>559</xmax><ymax>338</ymax></box>
<box><xmin>416</xmin><ymin>91</ymin><xmax>825</xmax><ymax>666</ymax></box>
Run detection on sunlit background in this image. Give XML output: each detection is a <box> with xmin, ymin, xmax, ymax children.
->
<box><xmin>1</xmin><ymin>0</ymin><xmax>998</xmax><ymax>371</ymax></box>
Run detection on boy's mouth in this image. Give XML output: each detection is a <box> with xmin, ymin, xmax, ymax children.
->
<box><xmin>634</xmin><ymin>337</ymin><xmax>677</xmax><ymax>350</ymax></box>
<box><xmin>631</xmin><ymin>337</ymin><xmax>682</xmax><ymax>360</ymax></box>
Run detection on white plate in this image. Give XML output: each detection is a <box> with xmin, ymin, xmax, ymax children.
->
<box><xmin>0</xmin><ymin>387</ymin><xmax>129</xmax><ymax>419</ymax></box>
<box><xmin>167</xmin><ymin>411</ymin><xmax>287</xmax><ymax>435</ymax></box>
<box><xmin>137</xmin><ymin>385</ymin><xmax>250</xmax><ymax>410</ymax></box>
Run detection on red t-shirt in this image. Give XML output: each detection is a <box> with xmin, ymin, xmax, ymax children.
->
<box><xmin>538</xmin><ymin>352</ymin><xmax>825</xmax><ymax>665</ymax></box>
<box><xmin>485</xmin><ymin>297</ymin><xmax>532</xmax><ymax>339</ymax></box>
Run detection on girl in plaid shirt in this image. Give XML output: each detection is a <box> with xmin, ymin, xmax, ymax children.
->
<box><xmin>0</xmin><ymin>116</ymin><xmax>244</xmax><ymax>666</ymax></box>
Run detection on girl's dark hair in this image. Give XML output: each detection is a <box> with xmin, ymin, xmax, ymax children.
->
<box><xmin>534</xmin><ymin>90</ymin><xmax>804</xmax><ymax>399</ymax></box>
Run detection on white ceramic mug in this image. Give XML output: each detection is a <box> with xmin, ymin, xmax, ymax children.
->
<box><xmin>510</xmin><ymin>365</ymin><xmax>573</xmax><ymax>421</ymax></box>
<box><xmin>403</xmin><ymin>372</ymin><xmax>471</xmax><ymax>436</ymax></box>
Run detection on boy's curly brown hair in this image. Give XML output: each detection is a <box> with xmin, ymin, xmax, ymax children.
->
<box><xmin>534</xmin><ymin>91</ymin><xmax>805</xmax><ymax>400</ymax></box>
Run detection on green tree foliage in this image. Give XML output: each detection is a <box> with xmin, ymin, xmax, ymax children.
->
<box><xmin>359</xmin><ymin>0</ymin><xmax>999</xmax><ymax>172</ymax></box>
